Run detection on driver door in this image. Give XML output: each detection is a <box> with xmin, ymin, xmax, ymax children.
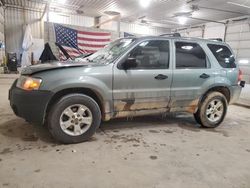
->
<box><xmin>112</xmin><ymin>39</ymin><xmax>173</xmax><ymax>117</ymax></box>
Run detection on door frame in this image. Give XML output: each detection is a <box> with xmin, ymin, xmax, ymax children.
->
<box><xmin>111</xmin><ymin>38</ymin><xmax>174</xmax><ymax>118</ymax></box>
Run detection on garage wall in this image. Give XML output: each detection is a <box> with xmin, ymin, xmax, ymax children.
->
<box><xmin>100</xmin><ymin>16</ymin><xmax>170</xmax><ymax>36</ymax></box>
<box><xmin>4</xmin><ymin>8</ymin><xmax>169</xmax><ymax>63</ymax></box>
<box><xmin>177</xmin><ymin>27</ymin><xmax>203</xmax><ymax>38</ymax></box>
<box><xmin>5</xmin><ymin>7</ymin><xmax>44</xmax><ymax>61</ymax></box>
<box><xmin>174</xmin><ymin>19</ymin><xmax>250</xmax><ymax>83</ymax></box>
<box><xmin>0</xmin><ymin>7</ymin><xmax>4</xmax><ymax>64</ymax></box>
<box><xmin>48</xmin><ymin>12</ymin><xmax>94</xmax><ymax>28</ymax></box>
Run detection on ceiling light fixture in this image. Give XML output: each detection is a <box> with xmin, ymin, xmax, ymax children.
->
<box><xmin>140</xmin><ymin>0</ymin><xmax>151</xmax><ymax>8</ymax></box>
<box><xmin>56</xmin><ymin>0</ymin><xmax>67</xmax><ymax>4</ymax></box>
<box><xmin>178</xmin><ymin>16</ymin><xmax>188</xmax><ymax>25</ymax></box>
<box><xmin>239</xmin><ymin>59</ymin><xmax>249</xmax><ymax>64</ymax></box>
<box><xmin>227</xmin><ymin>2</ymin><xmax>250</xmax><ymax>9</ymax></box>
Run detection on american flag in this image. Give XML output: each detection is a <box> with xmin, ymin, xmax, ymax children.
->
<box><xmin>54</xmin><ymin>24</ymin><xmax>111</xmax><ymax>59</ymax></box>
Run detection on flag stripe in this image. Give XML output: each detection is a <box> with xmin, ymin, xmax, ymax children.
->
<box><xmin>78</xmin><ymin>33</ymin><xmax>111</xmax><ymax>40</ymax></box>
<box><xmin>55</xmin><ymin>24</ymin><xmax>111</xmax><ymax>60</ymax></box>
<box><xmin>63</xmin><ymin>46</ymin><xmax>95</xmax><ymax>55</ymax></box>
<box><xmin>79</xmin><ymin>46</ymin><xmax>101</xmax><ymax>51</ymax></box>
<box><xmin>77</xmin><ymin>37</ymin><xmax>110</xmax><ymax>42</ymax></box>
<box><xmin>78</xmin><ymin>43</ymin><xmax>106</xmax><ymax>48</ymax></box>
<box><xmin>78</xmin><ymin>30</ymin><xmax>111</xmax><ymax>36</ymax></box>
<box><xmin>77</xmin><ymin>40</ymin><xmax>110</xmax><ymax>45</ymax></box>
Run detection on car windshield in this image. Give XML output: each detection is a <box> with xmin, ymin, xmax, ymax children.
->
<box><xmin>75</xmin><ymin>38</ymin><xmax>135</xmax><ymax>64</ymax></box>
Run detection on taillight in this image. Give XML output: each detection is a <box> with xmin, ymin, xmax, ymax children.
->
<box><xmin>238</xmin><ymin>69</ymin><xmax>243</xmax><ymax>81</ymax></box>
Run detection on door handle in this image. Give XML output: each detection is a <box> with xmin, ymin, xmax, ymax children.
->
<box><xmin>200</xmin><ymin>73</ymin><xmax>210</xmax><ymax>79</ymax></box>
<box><xmin>155</xmin><ymin>74</ymin><xmax>168</xmax><ymax>80</ymax></box>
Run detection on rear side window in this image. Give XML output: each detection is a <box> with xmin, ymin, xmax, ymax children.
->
<box><xmin>207</xmin><ymin>44</ymin><xmax>236</xmax><ymax>68</ymax></box>
<box><xmin>175</xmin><ymin>42</ymin><xmax>207</xmax><ymax>69</ymax></box>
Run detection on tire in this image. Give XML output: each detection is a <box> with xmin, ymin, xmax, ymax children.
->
<box><xmin>47</xmin><ymin>94</ymin><xmax>101</xmax><ymax>144</ymax></box>
<box><xmin>194</xmin><ymin>92</ymin><xmax>228</xmax><ymax>128</ymax></box>
<box><xmin>193</xmin><ymin>112</ymin><xmax>201</xmax><ymax>125</ymax></box>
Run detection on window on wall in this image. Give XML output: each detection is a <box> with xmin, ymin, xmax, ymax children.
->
<box><xmin>175</xmin><ymin>42</ymin><xmax>207</xmax><ymax>69</ymax></box>
<box><xmin>128</xmin><ymin>40</ymin><xmax>170</xmax><ymax>69</ymax></box>
<box><xmin>207</xmin><ymin>44</ymin><xmax>236</xmax><ymax>68</ymax></box>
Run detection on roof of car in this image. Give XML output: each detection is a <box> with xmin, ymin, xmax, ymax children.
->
<box><xmin>124</xmin><ymin>35</ymin><xmax>227</xmax><ymax>45</ymax></box>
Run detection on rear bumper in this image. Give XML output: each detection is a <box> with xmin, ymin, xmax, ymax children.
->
<box><xmin>9</xmin><ymin>79</ymin><xmax>53</xmax><ymax>125</ymax></box>
<box><xmin>229</xmin><ymin>82</ymin><xmax>244</xmax><ymax>104</ymax></box>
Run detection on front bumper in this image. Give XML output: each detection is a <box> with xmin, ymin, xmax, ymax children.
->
<box><xmin>9</xmin><ymin>79</ymin><xmax>53</xmax><ymax>125</ymax></box>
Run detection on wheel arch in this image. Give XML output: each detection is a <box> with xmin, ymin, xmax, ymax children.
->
<box><xmin>200</xmin><ymin>85</ymin><xmax>231</xmax><ymax>105</ymax></box>
<box><xmin>45</xmin><ymin>87</ymin><xmax>105</xmax><ymax>123</ymax></box>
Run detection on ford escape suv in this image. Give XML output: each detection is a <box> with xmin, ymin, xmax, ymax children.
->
<box><xmin>9</xmin><ymin>35</ymin><xmax>245</xmax><ymax>143</ymax></box>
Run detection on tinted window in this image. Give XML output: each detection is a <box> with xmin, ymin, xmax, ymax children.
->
<box><xmin>207</xmin><ymin>44</ymin><xmax>236</xmax><ymax>68</ymax></box>
<box><xmin>175</xmin><ymin>42</ymin><xmax>207</xmax><ymax>69</ymax></box>
<box><xmin>128</xmin><ymin>40</ymin><xmax>169</xmax><ymax>69</ymax></box>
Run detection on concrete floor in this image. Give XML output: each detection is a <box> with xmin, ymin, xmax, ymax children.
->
<box><xmin>0</xmin><ymin>75</ymin><xmax>250</xmax><ymax>188</ymax></box>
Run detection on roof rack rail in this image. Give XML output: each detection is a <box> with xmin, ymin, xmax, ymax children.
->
<box><xmin>209</xmin><ymin>38</ymin><xmax>223</xmax><ymax>42</ymax></box>
<box><xmin>160</xmin><ymin>33</ymin><xmax>181</xmax><ymax>37</ymax></box>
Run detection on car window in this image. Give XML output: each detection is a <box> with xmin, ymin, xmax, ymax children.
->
<box><xmin>128</xmin><ymin>40</ymin><xmax>169</xmax><ymax>69</ymax></box>
<box><xmin>207</xmin><ymin>44</ymin><xmax>236</xmax><ymax>68</ymax></box>
<box><xmin>175</xmin><ymin>42</ymin><xmax>207</xmax><ymax>69</ymax></box>
<box><xmin>82</xmin><ymin>38</ymin><xmax>135</xmax><ymax>64</ymax></box>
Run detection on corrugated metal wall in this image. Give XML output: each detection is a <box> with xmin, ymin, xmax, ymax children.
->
<box><xmin>5</xmin><ymin>7</ymin><xmax>43</xmax><ymax>60</ymax></box>
<box><xmin>48</xmin><ymin>12</ymin><xmax>94</xmax><ymax>28</ymax></box>
<box><xmin>100</xmin><ymin>16</ymin><xmax>170</xmax><ymax>35</ymax></box>
<box><xmin>4</xmin><ymin>8</ymin><xmax>95</xmax><ymax>61</ymax></box>
<box><xmin>0</xmin><ymin>7</ymin><xmax>4</xmax><ymax>64</ymax></box>
<box><xmin>226</xmin><ymin>20</ymin><xmax>250</xmax><ymax>83</ymax></box>
<box><xmin>177</xmin><ymin>27</ymin><xmax>203</xmax><ymax>38</ymax></box>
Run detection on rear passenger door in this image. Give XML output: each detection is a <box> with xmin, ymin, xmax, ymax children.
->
<box><xmin>171</xmin><ymin>40</ymin><xmax>215</xmax><ymax>111</ymax></box>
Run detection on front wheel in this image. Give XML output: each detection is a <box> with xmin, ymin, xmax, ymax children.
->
<box><xmin>47</xmin><ymin>94</ymin><xmax>101</xmax><ymax>144</ymax></box>
<box><xmin>194</xmin><ymin>92</ymin><xmax>228</xmax><ymax>128</ymax></box>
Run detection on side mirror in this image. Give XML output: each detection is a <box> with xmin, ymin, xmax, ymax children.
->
<box><xmin>122</xmin><ymin>58</ymin><xmax>137</xmax><ymax>70</ymax></box>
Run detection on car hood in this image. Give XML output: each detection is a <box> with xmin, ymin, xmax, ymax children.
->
<box><xmin>21</xmin><ymin>61</ymin><xmax>103</xmax><ymax>75</ymax></box>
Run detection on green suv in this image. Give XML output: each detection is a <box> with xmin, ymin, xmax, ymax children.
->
<box><xmin>9</xmin><ymin>35</ymin><xmax>245</xmax><ymax>143</ymax></box>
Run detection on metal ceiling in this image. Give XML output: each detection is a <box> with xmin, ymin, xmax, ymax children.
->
<box><xmin>1</xmin><ymin>0</ymin><xmax>250</xmax><ymax>28</ymax></box>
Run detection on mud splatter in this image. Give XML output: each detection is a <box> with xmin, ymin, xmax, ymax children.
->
<box><xmin>22</xmin><ymin>133</ymin><xmax>38</xmax><ymax>142</ymax></box>
<box><xmin>0</xmin><ymin>148</ymin><xmax>12</xmax><ymax>155</ymax></box>
<box><xmin>150</xmin><ymin>155</ymin><xmax>158</xmax><ymax>160</ymax></box>
<box><xmin>163</xmin><ymin>130</ymin><xmax>174</xmax><ymax>134</ymax></box>
<box><xmin>149</xmin><ymin>130</ymin><xmax>160</xmax><ymax>133</ymax></box>
<box><xmin>107</xmin><ymin>134</ymin><xmax>141</xmax><ymax>144</ymax></box>
<box><xmin>132</xmin><ymin>144</ymin><xmax>140</xmax><ymax>147</ymax></box>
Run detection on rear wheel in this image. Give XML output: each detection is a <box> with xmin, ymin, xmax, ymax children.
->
<box><xmin>194</xmin><ymin>92</ymin><xmax>228</xmax><ymax>128</ymax></box>
<box><xmin>47</xmin><ymin>94</ymin><xmax>101</xmax><ymax>144</ymax></box>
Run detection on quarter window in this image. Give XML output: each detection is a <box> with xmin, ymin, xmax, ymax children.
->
<box><xmin>207</xmin><ymin>44</ymin><xmax>236</xmax><ymax>68</ymax></box>
<box><xmin>175</xmin><ymin>42</ymin><xmax>207</xmax><ymax>69</ymax></box>
<box><xmin>128</xmin><ymin>40</ymin><xmax>170</xmax><ymax>69</ymax></box>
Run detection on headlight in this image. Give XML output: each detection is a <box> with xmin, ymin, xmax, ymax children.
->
<box><xmin>16</xmin><ymin>76</ymin><xmax>42</xmax><ymax>91</ymax></box>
